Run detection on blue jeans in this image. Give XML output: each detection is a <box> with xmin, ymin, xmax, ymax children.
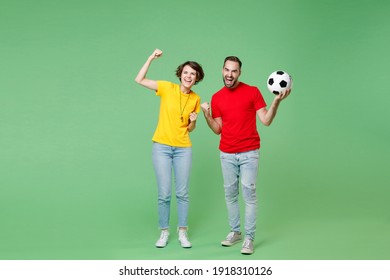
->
<box><xmin>220</xmin><ymin>149</ymin><xmax>259</xmax><ymax>241</ymax></box>
<box><xmin>152</xmin><ymin>142</ymin><xmax>192</xmax><ymax>229</ymax></box>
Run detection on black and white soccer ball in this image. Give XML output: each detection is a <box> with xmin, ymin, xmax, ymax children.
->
<box><xmin>267</xmin><ymin>70</ymin><xmax>292</xmax><ymax>95</ymax></box>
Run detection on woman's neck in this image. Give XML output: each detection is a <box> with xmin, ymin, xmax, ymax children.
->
<box><xmin>180</xmin><ymin>85</ymin><xmax>191</xmax><ymax>94</ymax></box>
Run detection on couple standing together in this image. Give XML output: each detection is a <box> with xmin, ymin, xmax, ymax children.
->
<box><xmin>135</xmin><ymin>49</ymin><xmax>290</xmax><ymax>255</ymax></box>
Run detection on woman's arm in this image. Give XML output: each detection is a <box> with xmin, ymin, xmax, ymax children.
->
<box><xmin>188</xmin><ymin>112</ymin><xmax>198</xmax><ymax>132</ymax></box>
<box><xmin>134</xmin><ymin>49</ymin><xmax>162</xmax><ymax>91</ymax></box>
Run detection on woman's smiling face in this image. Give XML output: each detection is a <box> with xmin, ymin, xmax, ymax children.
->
<box><xmin>180</xmin><ymin>65</ymin><xmax>197</xmax><ymax>89</ymax></box>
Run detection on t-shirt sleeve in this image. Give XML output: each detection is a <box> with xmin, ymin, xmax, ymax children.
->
<box><xmin>211</xmin><ymin>95</ymin><xmax>221</xmax><ymax>118</ymax></box>
<box><xmin>194</xmin><ymin>96</ymin><xmax>201</xmax><ymax>113</ymax></box>
<box><xmin>254</xmin><ymin>87</ymin><xmax>267</xmax><ymax>110</ymax></box>
<box><xmin>156</xmin><ymin>81</ymin><xmax>172</xmax><ymax>97</ymax></box>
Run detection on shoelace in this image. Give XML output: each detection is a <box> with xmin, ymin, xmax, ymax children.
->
<box><xmin>242</xmin><ymin>239</ymin><xmax>251</xmax><ymax>248</ymax></box>
<box><xmin>159</xmin><ymin>231</ymin><xmax>169</xmax><ymax>240</ymax></box>
<box><xmin>226</xmin><ymin>232</ymin><xmax>235</xmax><ymax>241</ymax></box>
<box><xmin>179</xmin><ymin>231</ymin><xmax>189</xmax><ymax>240</ymax></box>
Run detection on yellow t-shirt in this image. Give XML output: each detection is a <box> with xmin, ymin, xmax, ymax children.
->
<box><xmin>152</xmin><ymin>81</ymin><xmax>201</xmax><ymax>147</ymax></box>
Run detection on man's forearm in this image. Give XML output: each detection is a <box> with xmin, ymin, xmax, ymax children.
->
<box><xmin>263</xmin><ymin>99</ymin><xmax>281</xmax><ymax>126</ymax></box>
<box><xmin>203</xmin><ymin>112</ymin><xmax>221</xmax><ymax>134</ymax></box>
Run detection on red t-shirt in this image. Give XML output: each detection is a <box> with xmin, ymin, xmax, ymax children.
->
<box><xmin>211</xmin><ymin>82</ymin><xmax>267</xmax><ymax>153</ymax></box>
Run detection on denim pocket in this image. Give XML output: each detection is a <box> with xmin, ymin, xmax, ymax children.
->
<box><xmin>244</xmin><ymin>150</ymin><xmax>259</xmax><ymax>160</ymax></box>
<box><xmin>220</xmin><ymin>151</ymin><xmax>227</xmax><ymax>160</ymax></box>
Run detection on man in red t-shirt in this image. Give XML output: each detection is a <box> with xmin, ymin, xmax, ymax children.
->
<box><xmin>201</xmin><ymin>56</ymin><xmax>291</xmax><ymax>255</ymax></box>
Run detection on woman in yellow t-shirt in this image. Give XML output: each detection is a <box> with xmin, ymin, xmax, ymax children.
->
<box><xmin>135</xmin><ymin>49</ymin><xmax>204</xmax><ymax>249</ymax></box>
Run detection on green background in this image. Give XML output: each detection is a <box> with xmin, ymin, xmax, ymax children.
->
<box><xmin>1</xmin><ymin>0</ymin><xmax>389</xmax><ymax>260</ymax></box>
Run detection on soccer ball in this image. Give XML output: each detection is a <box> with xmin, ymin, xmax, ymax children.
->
<box><xmin>267</xmin><ymin>70</ymin><xmax>292</xmax><ymax>95</ymax></box>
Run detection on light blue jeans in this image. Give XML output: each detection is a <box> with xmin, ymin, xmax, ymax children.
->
<box><xmin>220</xmin><ymin>149</ymin><xmax>259</xmax><ymax>241</ymax></box>
<box><xmin>152</xmin><ymin>142</ymin><xmax>192</xmax><ymax>229</ymax></box>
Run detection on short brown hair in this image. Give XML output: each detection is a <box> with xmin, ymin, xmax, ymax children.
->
<box><xmin>175</xmin><ymin>61</ymin><xmax>205</xmax><ymax>85</ymax></box>
<box><xmin>224</xmin><ymin>56</ymin><xmax>242</xmax><ymax>69</ymax></box>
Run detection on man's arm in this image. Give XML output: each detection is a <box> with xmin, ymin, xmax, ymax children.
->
<box><xmin>200</xmin><ymin>102</ymin><xmax>222</xmax><ymax>134</ymax></box>
<box><xmin>257</xmin><ymin>89</ymin><xmax>291</xmax><ymax>126</ymax></box>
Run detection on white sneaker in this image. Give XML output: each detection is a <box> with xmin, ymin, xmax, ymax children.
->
<box><xmin>155</xmin><ymin>230</ymin><xmax>169</xmax><ymax>248</ymax></box>
<box><xmin>178</xmin><ymin>230</ymin><xmax>192</xmax><ymax>248</ymax></box>
<box><xmin>240</xmin><ymin>238</ymin><xmax>254</xmax><ymax>255</ymax></box>
<box><xmin>221</xmin><ymin>231</ymin><xmax>242</xmax><ymax>246</ymax></box>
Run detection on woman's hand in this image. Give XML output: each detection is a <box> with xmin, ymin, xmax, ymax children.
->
<box><xmin>150</xmin><ymin>49</ymin><xmax>163</xmax><ymax>60</ymax></box>
<box><xmin>189</xmin><ymin>112</ymin><xmax>198</xmax><ymax>122</ymax></box>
